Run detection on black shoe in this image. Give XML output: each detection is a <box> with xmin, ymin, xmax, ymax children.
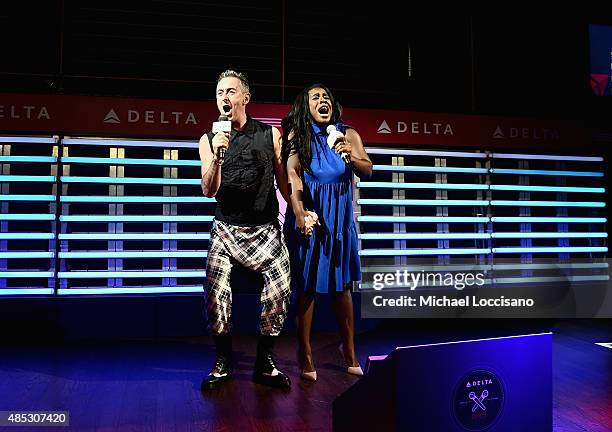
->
<box><xmin>253</xmin><ymin>335</ymin><xmax>291</xmax><ymax>389</ymax></box>
<box><xmin>201</xmin><ymin>335</ymin><xmax>233</xmax><ymax>391</ymax></box>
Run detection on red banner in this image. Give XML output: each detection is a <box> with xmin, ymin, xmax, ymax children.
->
<box><xmin>0</xmin><ymin>93</ymin><xmax>587</xmax><ymax>149</ymax></box>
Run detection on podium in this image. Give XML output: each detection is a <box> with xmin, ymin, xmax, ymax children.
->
<box><xmin>333</xmin><ymin>333</ymin><xmax>552</xmax><ymax>431</ymax></box>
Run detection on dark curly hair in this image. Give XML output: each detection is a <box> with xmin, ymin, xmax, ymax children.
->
<box><xmin>281</xmin><ymin>84</ymin><xmax>342</xmax><ymax>175</ymax></box>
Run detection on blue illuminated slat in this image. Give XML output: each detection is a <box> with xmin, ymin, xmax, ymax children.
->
<box><xmin>0</xmin><ymin>175</ymin><xmax>56</xmax><ymax>182</ymax></box>
<box><xmin>357</xmin><ymin>182</ymin><xmax>488</xmax><ymax>190</ymax></box>
<box><xmin>358</xmin><ymin>216</ymin><xmax>489</xmax><ymax>223</ymax></box>
<box><xmin>490</xmin><ymin>185</ymin><xmax>605</xmax><ymax>193</ymax></box>
<box><xmin>59</xmin><ymin>233</ymin><xmax>210</xmax><ymax>240</ymax></box>
<box><xmin>61</xmin><ymin>157</ymin><xmax>200</xmax><ymax>166</ymax></box>
<box><xmin>0</xmin><ymin>289</ymin><xmax>55</xmax><ymax>295</ymax></box>
<box><xmin>59</xmin><ymin>251</ymin><xmax>208</xmax><ymax>258</ymax></box>
<box><xmin>1</xmin><ymin>195</ymin><xmax>56</xmax><ymax>201</ymax></box>
<box><xmin>494</xmin><ymin>275</ymin><xmax>609</xmax><ymax>284</ymax></box>
<box><xmin>361</xmin><ymin>265</ymin><xmax>491</xmax><ymax>272</ymax></box>
<box><xmin>359</xmin><ymin>233</ymin><xmax>490</xmax><ymax>240</ymax></box>
<box><xmin>492</xmin><ymin>232</ymin><xmax>608</xmax><ymax>239</ymax></box>
<box><xmin>0</xmin><ymin>214</ymin><xmax>55</xmax><ymax>221</ymax></box>
<box><xmin>358</xmin><ymin>199</ymin><xmax>487</xmax><ymax>206</ymax></box>
<box><xmin>0</xmin><ymin>271</ymin><xmax>54</xmax><ymax>278</ymax></box>
<box><xmin>366</xmin><ymin>148</ymin><xmax>487</xmax><ymax>158</ymax></box>
<box><xmin>359</xmin><ymin>248</ymin><xmax>491</xmax><ymax>256</ymax></box>
<box><xmin>62</xmin><ymin>138</ymin><xmax>198</xmax><ymax>148</ymax></box>
<box><xmin>491</xmin><ymin>217</ymin><xmax>606</xmax><ymax>223</ymax></box>
<box><xmin>61</xmin><ymin>196</ymin><xmax>215</xmax><ymax>203</ymax></box>
<box><xmin>492</xmin><ymin>247</ymin><xmax>608</xmax><ymax>253</ymax></box>
<box><xmin>0</xmin><ymin>252</ymin><xmax>54</xmax><ymax>258</ymax></box>
<box><xmin>0</xmin><ymin>233</ymin><xmax>54</xmax><ymax>239</ymax></box>
<box><xmin>58</xmin><ymin>286</ymin><xmax>204</xmax><ymax>295</ymax></box>
<box><xmin>491</xmin><ymin>200</ymin><xmax>605</xmax><ymax>207</ymax></box>
<box><xmin>490</xmin><ymin>168</ymin><xmax>603</xmax><ymax>177</ymax></box>
<box><xmin>60</xmin><ymin>176</ymin><xmax>200</xmax><ymax>185</ymax></box>
<box><xmin>492</xmin><ymin>263</ymin><xmax>608</xmax><ymax>270</ymax></box>
<box><xmin>60</xmin><ymin>215</ymin><xmax>214</xmax><ymax>222</ymax></box>
<box><xmin>372</xmin><ymin>165</ymin><xmax>488</xmax><ymax>174</ymax></box>
<box><xmin>0</xmin><ymin>156</ymin><xmax>57</xmax><ymax>163</ymax></box>
<box><xmin>490</xmin><ymin>153</ymin><xmax>603</xmax><ymax>162</ymax></box>
<box><xmin>0</xmin><ymin>137</ymin><xmax>56</xmax><ymax>144</ymax></box>
<box><xmin>58</xmin><ymin>271</ymin><xmax>204</xmax><ymax>278</ymax></box>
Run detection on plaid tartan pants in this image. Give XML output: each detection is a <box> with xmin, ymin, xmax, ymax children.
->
<box><xmin>205</xmin><ymin>220</ymin><xmax>291</xmax><ymax>336</ymax></box>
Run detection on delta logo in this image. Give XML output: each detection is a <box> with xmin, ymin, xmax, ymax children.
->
<box><xmin>377</xmin><ymin>120</ymin><xmax>453</xmax><ymax>136</ymax></box>
<box><xmin>492</xmin><ymin>125</ymin><xmax>560</xmax><ymax>140</ymax></box>
<box><xmin>103</xmin><ymin>108</ymin><xmax>198</xmax><ymax>125</ymax></box>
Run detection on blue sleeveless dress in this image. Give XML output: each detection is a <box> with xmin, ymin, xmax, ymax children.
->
<box><xmin>284</xmin><ymin>122</ymin><xmax>361</xmax><ymax>293</ymax></box>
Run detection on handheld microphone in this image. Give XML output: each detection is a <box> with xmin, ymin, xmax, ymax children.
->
<box><xmin>212</xmin><ymin>114</ymin><xmax>231</xmax><ymax>161</ymax></box>
<box><xmin>326</xmin><ymin>124</ymin><xmax>351</xmax><ymax>164</ymax></box>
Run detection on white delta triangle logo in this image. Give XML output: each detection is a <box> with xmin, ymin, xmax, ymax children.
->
<box><xmin>377</xmin><ymin>120</ymin><xmax>392</xmax><ymax>134</ymax></box>
<box><xmin>492</xmin><ymin>126</ymin><xmax>505</xmax><ymax>139</ymax></box>
<box><xmin>104</xmin><ymin>109</ymin><xmax>120</xmax><ymax>124</ymax></box>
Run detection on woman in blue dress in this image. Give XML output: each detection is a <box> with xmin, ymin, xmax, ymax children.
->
<box><xmin>282</xmin><ymin>84</ymin><xmax>372</xmax><ymax>381</ymax></box>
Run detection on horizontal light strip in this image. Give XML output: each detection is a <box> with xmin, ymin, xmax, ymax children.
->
<box><xmin>62</xmin><ymin>138</ymin><xmax>198</xmax><ymax>148</ymax></box>
<box><xmin>358</xmin><ymin>216</ymin><xmax>489</xmax><ymax>223</ymax></box>
<box><xmin>58</xmin><ymin>271</ymin><xmax>204</xmax><ymax>278</ymax></box>
<box><xmin>492</xmin><ymin>247</ymin><xmax>608</xmax><ymax>253</ymax></box>
<box><xmin>366</xmin><ymin>148</ymin><xmax>487</xmax><ymax>158</ymax></box>
<box><xmin>490</xmin><ymin>185</ymin><xmax>605</xmax><ymax>193</ymax></box>
<box><xmin>357</xmin><ymin>182</ymin><xmax>488</xmax><ymax>190</ymax></box>
<box><xmin>0</xmin><ymin>271</ymin><xmax>54</xmax><ymax>278</ymax></box>
<box><xmin>359</xmin><ymin>233</ymin><xmax>490</xmax><ymax>240</ymax></box>
<box><xmin>0</xmin><ymin>233</ymin><xmax>54</xmax><ymax>239</ymax></box>
<box><xmin>490</xmin><ymin>168</ymin><xmax>603</xmax><ymax>177</ymax></box>
<box><xmin>491</xmin><ymin>217</ymin><xmax>606</xmax><ymax>223</ymax></box>
<box><xmin>0</xmin><ymin>137</ymin><xmax>56</xmax><ymax>144</ymax></box>
<box><xmin>359</xmin><ymin>248</ymin><xmax>491</xmax><ymax>256</ymax></box>
<box><xmin>491</xmin><ymin>200</ymin><xmax>605</xmax><ymax>207</ymax></box>
<box><xmin>59</xmin><ymin>233</ymin><xmax>210</xmax><ymax>240</ymax></box>
<box><xmin>492</xmin><ymin>263</ymin><xmax>608</xmax><ymax>270</ymax></box>
<box><xmin>60</xmin><ymin>176</ymin><xmax>200</xmax><ymax>185</ymax></box>
<box><xmin>60</xmin><ymin>215</ymin><xmax>214</xmax><ymax>222</ymax></box>
<box><xmin>1</xmin><ymin>195</ymin><xmax>56</xmax><ymax>201</ymax></box>
<box><xmin>494</xmin><ymin>275</ymin><xmax>609</xmax><ymax>284</ymax></box>
<box><xmin>0</xmin><ymin>252</ymin><xmax>54</xmax><ymax>258</ymax></box>
<box><xmin>0</xmin><ymin>288</ymin><xmax>55</xmax><ymax>295</ymax></box>
<box><xmin>59</xmin><ymin>251</ymin><xmax>208</xmax><ymax>258</ymax></box>
<box><xmin>0</xmin><ymin>156</ymin><xmax>57</xmax><ymax>163</ymax></box>
<box><xmin>0</xmin><ymin>214</ymin><xmax>55</xmax><ymax>221</ymax></box>
<box><xmin>61</xmin><ymin>157</ymin><xmax>200</xmax><ymax>166</ymax></box>
<box><xmin>358</xmin><ymin>199</ymin><xmax>487</xmax><ymax>206</ymax></box>
<box><xmin>58</xmin><ymin>286</ymin><xmax>204</xmax><ymax>295</ymax></box>
<box><xmin>61</xmin><ymin>196</ymin><xmax>214</xmax><ymax>203</ymax></box>
<box><xmin>361</xmin><ymin>265</ymin><xmax>491</xmax><ymax>272</ymax></box>
<box><xmin>372</xmin><ymin>165</ymin><xmax>488</xmax><ymax>174</ymax></box>
<box><xmin>490</xmin><ymin>153</ymin><xmax>603</xmax><ymax>162</ymax></box>
<box><xmin>492</xmin><ymin>232</ymin><xmax>608</xmax><ymax>239</ymax></box>
<box><xmin>0</xmin><ymin>175</ymin><xmax>55</xmax><ymax>182</ymax></box>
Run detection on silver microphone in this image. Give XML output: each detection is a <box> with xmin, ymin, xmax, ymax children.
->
<box><xmin>326</xmin><ymin>124</ymin><xmax>351</xmax><ymax>164</ymax></box>
<box><xmin>212</xmin><ymin>114</ymin><xmax>231</xmax><ymax>161</ymax></box>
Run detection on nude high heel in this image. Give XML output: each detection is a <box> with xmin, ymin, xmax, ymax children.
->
<box><xmin>338</xmin><ymin>344</ymin><xmax>363</xmax><ymax>376</ymax></box>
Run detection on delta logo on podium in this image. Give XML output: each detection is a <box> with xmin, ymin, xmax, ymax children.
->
<box><xmin>453</xmin><ymin>369</ymin><xmax>505</xmax><ymax>431</ymax></box>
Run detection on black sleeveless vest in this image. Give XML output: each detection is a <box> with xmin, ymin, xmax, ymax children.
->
<box><xmin>207</xmin><ymin>116</ymin><xmax>278</xmax><ymax>226</ymax></box>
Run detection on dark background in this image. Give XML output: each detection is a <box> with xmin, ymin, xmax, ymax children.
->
<box><xmin>2</xmin><ymin>2</ymin><xmax>611</xmax><ymax>124</ymax></box>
